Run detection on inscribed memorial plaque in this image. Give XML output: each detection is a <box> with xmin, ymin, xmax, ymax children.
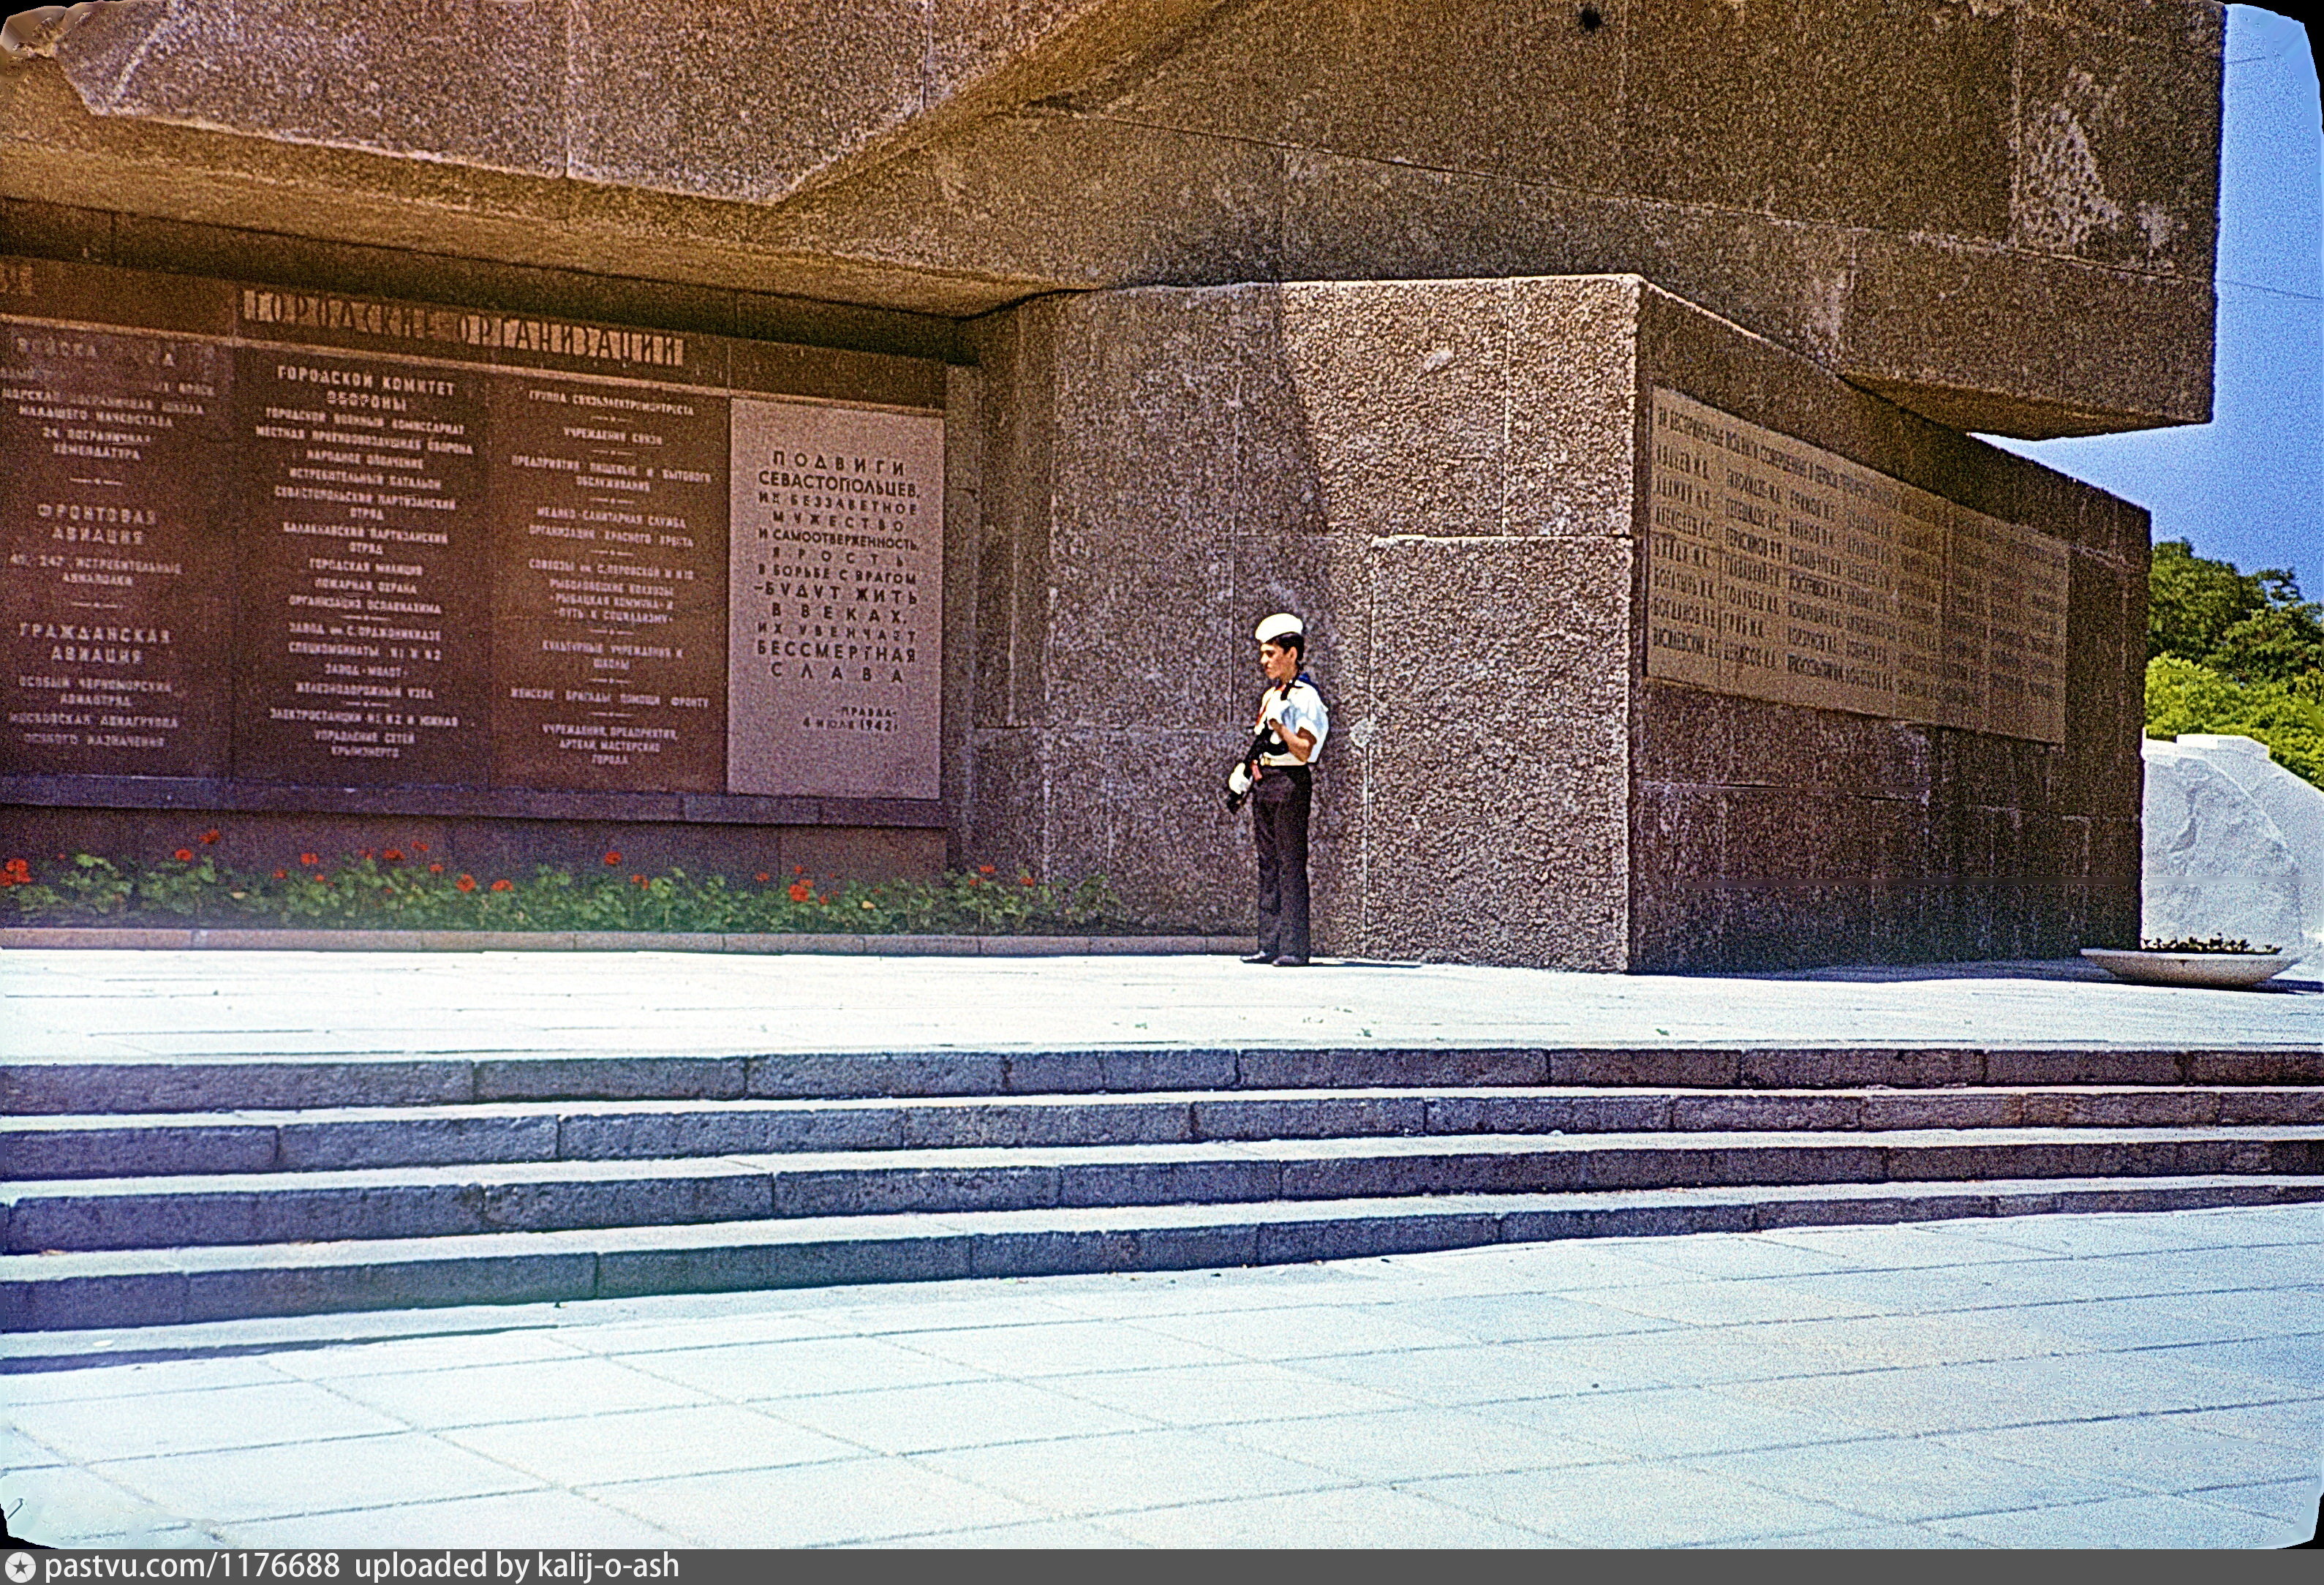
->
<box><xmin>1</xmin><ymin>305</ymin><xmax>235</xmax><ymax>779</ymax></box>
<box><xmin>231</xmin><ymin>348</ymin><xmax>491</xmax><ymax>784</ymax></box>
<box><xmin>2</xmin><ymin>255</ymin><xmax>951</xmax><ymax>816</ymax></box>
<box><xmin>1645</xmin><ymin>388</ymin><xmax>2067</xmax><ymax>744</ymax></box>
<box><xmin>488</xmin><ymin>375</ymin><xmax>728</xmax><ymax>791</ymax></box>
<box><xmin>728</xmin><ymin>400</ymin><xmax>943</xmax><ymax>799</ymax></box>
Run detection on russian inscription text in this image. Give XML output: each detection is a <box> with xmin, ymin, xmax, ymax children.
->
<box><xmin>1646</xmin><ymin>388</ymin><xmax>2067</xmax><ymax>745</ymax></box>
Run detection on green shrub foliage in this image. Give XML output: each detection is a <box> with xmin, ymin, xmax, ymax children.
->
<box><xmin>0</xmin><ymin>843</ymin><xmax>1123</xmax><ymax>934</ymax></box>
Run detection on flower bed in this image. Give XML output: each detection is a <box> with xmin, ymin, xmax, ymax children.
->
<box><xmin>0</xmin><ymin>834</ymin><xmax>1122</xmax><ymax>935</ymax></box>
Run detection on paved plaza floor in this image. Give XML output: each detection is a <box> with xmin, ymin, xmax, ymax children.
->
<box><xmin>3</xmin><ymin>947</ymin><xmax>2318</xmax><ymax>1547</ymax></box>
<box><xmin>3</xmin><ymin>949</ymin><xmax>2318</xmax><ymax>1063</ymax></box>
<box><xmin>1</xmin><ymin>1203</ymin><xmax>2318</xmax><ymax>1548</ymax></box>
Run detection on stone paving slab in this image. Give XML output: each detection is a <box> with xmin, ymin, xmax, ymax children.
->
<box><xmin>1</xmin><ymin>1202</ymin><xmax>2317</xmax><ymax>1547</ymax></box>
<box><xmin>3</xmin><ymin>950</ymin><xmax>2318</xmax><ymax>1069</ymax></box>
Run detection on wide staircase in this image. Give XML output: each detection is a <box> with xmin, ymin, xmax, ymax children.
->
<box><xmin>4</xmin><ymin>1042</ymin><xmax>2322</xmax><ymax>1330</ymax></box>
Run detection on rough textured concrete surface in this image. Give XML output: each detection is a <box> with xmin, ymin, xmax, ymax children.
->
<box><xmin>959</xmin><ymin>276</ymin><xmax>2146</xmax><ymax>968</ymax></box>
<box><xmin>0</xmin><ymin>0</ymin><xmax>2222</xmax><ymax>436</ymax></box>
<box><xmin>2142</xmin><ymin>735</ymin><xmax>2324</xmax><ymax>974</ymax></box>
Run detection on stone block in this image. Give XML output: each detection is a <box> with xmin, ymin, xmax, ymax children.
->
<box><xmin>1003</xmin><ymin>1049</ymin><xmax>1238</xmax><ymax>1095</ymax></box>
<box><xmin>1189</xmin><ymin>1096</ymin><xmax>1427</xmax><ymax>1141</ymax></box>
<box><xmin>1583</xmin><ymin>1143</ymin><xmax>1719</xmax><ymax>1191</ymax></box>
<box><xmin>903</xmin><ymin>1099</ymin><xmax>1186</xmax><ymax>1148</ymax></box>
<box><xmin>4</xmin><ymin>1123</ymin><xmax>277</xmax><ymax>1179</ymax></box>
<box><xmin>475</xmin><ymin>1058</ymin><xmax>747</xmax><ymax>1103</ymax></box>
<box><xmin>1983</xmin><ymin>1049</ymin><xmax>2183</xmax><ymax>1086</ymax></box>
<box><xmin>1235</xmin><ymin>1047</ymin><xmax>1544</xmax><ymax>1089</ymax></box>
<box><xmin>1548</xmin><ymin>1050</ymin><xmax>1740</xmax><ymax>1088</ymax></box>
<box><xmin>2217</xmin><ymin>1091</ymin><xmax>2324</xmax><ymax>1126</ymax></box>
<box><xmin>1253</xmin><ymin>1209</ymin><xmax>1498</xmax><ymax>1264</ymax></box>
<box><xmin>773</xmin><ymin>1165</ymin><xmax>1057</xmax><ymax>1219</ymax></box>
<box><xmin>965</xmin><ymin>1219</ymin><xmax>1261</xmax><ymax>1279</ymax></box>
<box><xmin>1860</xmin><ymin>1091</ymin><xmax>2023</xmax><ymax>1131</ymax></box>
<box><xmin>1421</xmin><ymin>1094</ymin><xmax>1580</xmax><ymax>1135</ymax></box>
<box><xmin>0</xmin><ymin>1265</ymin><xmax>189</xmax><ymax>1332</ymax></box>
<box><xmin>1356</xmin><ymin>535</ymin><xmax>1631</xmax><ymax>967</ymax></box>
<box><xmin>1672</xmin><ymin>1094</ymin><xmax>1862</xmax><ymax>1134</ymax></box>
<box><xmin>277</xmin><ymin>1115</ymin><xmax>558</xmax><ymax>1170</ymax></box>
<box><xmin>184</xmin><ymin>1250</ymin><xmax>595</xmax><ymax>1320</ymax></box>
<box><xmin>749</xmin><ymin>1054</ymin><xmax>1012</xmax><ymax>1100</ymax></box>
<box><xmin>2187</xmin><ymin>1051</ymin><xmax>2324</xmax><ymax>1085</ymax></box>
<box><xmin>1059</xmin><ymin>1158</ymin><xmax>1278</xmax><ymax>1208</ymax></box>
<box><xmin>756</xmin><ymin>1232</ymin><xmax>978</xmax><ymax>1290</ymax></box>
<box><xmin>60</xmin><ymin>0</ymin><xmax>568</xmax><ymax>176</ymax></box>
<box><xmin>1716</xmin><ymin>1143</ymin><xmax>1884</xmax><ymax>1186</ymax></box>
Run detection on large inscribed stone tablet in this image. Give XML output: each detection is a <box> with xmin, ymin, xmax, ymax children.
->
<box><xmin>727</xmin><ymin>399</ymin><xmax>943</xmax><ymax>799</ymax></box>
<box><xmin>486</xmin><ymin>374</ymin><xmax>729</xmax><ymax>793</ymax></box>
<box><xmin>2</xmin><ymin>301</ymin><xmax>235</xmax><ymax>779</ymax></box>
<box><xmin>1645</xmin><ymin>388</ymin><xmax>2067</xmax><ymax>745</ymax></box>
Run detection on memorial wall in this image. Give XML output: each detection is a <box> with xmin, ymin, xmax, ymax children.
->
<box><xmin>1644</xmin><ymin>388</ymin><xmax>2069</xmax><ymax>745</ymax></box>
<box><xmin>1</xmin><ymin>257</ymin><xmax>946</xmax><ymax>823</ymax></box>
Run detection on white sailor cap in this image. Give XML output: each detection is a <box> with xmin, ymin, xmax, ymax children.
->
<box><xmin>1253</xmin><ymin>612</ymin><xmax>1305</xmax><ymax>645</ymax></box>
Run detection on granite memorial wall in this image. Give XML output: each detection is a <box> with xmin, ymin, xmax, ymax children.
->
<box><xmin>1</xmin><ymin>256</ymin><xmax>946</xmax><ymax>832</ymax></box>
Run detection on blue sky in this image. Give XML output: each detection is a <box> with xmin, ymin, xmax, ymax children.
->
<box><xmin>1981</xmin><ymin>6</ymin><xmax>2322</xmax><ymax>590</ymax></box>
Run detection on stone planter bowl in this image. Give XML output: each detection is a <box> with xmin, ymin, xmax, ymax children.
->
<box><xmin>2078</xmin><ymin>946</ymin><xmax>2301</xmax><ymax>989</ymax></box>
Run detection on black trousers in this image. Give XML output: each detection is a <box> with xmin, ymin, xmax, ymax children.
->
<box><xmin>1252</xmin><ymin>764</ymin><xmax>1312</xmax><ymax>962</ymax></box>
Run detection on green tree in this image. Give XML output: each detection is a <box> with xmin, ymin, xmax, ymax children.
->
<box><xmin>2147</xmin><ymin>538</ymin><xmax>2324</xmax><ymax>685</ymax></box>
<box><xmin>2144</xmin><ymin>541</ymin><xmax>2324</xmax><ymax>789</ymax></box>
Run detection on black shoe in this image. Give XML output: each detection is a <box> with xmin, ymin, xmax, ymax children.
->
<box><xmin>1272</xmin><ymin>955</ymin><xmax>1310</xmax><ymax>966</ymax></box>
<box><xmin>1241</xmin><ymin>951</ymin><xmax>1276</xmax><ymax>965</ymax></box>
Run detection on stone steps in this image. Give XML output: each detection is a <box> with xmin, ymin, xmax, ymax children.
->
<box><xmin>9</xmin><ymin>1126</ymin><xmax>2323</xmax><ymax>1253</ymax></box>
<box><xmin>8</xmin><ymin>1173</ymin><xmax>2323</xmax><ymax>1333</ymax></box>
<box><xmin>11</xmin><ymin>1085</ymin><xmax>2321</xmax><ymax>1178</ymax></box>
<box><xmin>6</xmin><ymin>1042</ymin><xmax>2318</xmax><ymax>1331</ymax></box>
<box><xmin>8</xmin><ymin>1044</ymin><xmax>2320</xmax><ymax>1114</ymax></box>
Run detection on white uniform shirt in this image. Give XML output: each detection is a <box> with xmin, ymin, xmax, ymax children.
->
<box><xmin>1259</xmin><ymin>677</ymin><xmax>1329</xmax><ymax>766</ymax></box>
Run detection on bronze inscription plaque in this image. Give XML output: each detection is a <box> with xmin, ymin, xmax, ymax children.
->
<box><xmin>728</xmin><ymin>399</ymin><xmax>944</xmax><ymax>799</ymax></box>
<box><xmin>1645</xmin><ymin>388</ymin><xmax>2067</xmax><ymax>745</ymax></box>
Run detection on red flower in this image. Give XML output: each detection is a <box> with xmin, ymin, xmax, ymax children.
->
<box><xmin>413</xmin><ymin>842</ymin><xmax>430</xmax><ymax>854</ymax></box>
<box><xmin>631</xmin><ymin>874</ymin><xmax>646</xmax><ymax>887</ymax></box>
<box><xmin>173</xmin><ymin>848</ymin><xmax>194</xmax><ymax>862</ymax></box>
<box><xmin>300</xmin><ymin>853</ymin><xmax>320</xmax><ymax>867</ymax></box>
<box><xmin>199</xmin><ymin>829</ymin><xmax>220</xmax><ymax>845</ymax></box>
<box><xmin>787</xmin><ymin>879</ymin><xmax>813</xmax><ymax>903</ymax></box>
<box><xmin>0</xmin><ymin>859</ymin><xmax>30</xmax><ymax>888</ymax></box>
<box><xmin>271</xmin><ymin>868</ymin><xmax>287</xmax><ymax>880</ymax></box>
<box><xmin>604</xmin><ymin>851</ymin><xmax>622</xmax><ymax>865</ymax></box>
<box><xmin>456</xmin><ymin>874</ymin><xmax>477</xmax><ymax>892</ymax></box>
<box><xmin>360</xmin><ymin>848</ymin><xmax>377</xmax><ymax>861</ymax></box>
<box><xmin>1020</xmin><ymin>873</ymin><xmax>1035</xmax><ymax>886</ymax></box>
<box><xmin>754</xmin><ymin>872</ymin><xmax>771</xmax><ymax>884</ymax></box>
<box><xmin>429</xmin><ymin>862</ymin><xmax>445</xmax><ymax>875</ymax></box>
<box><xmin>793</xmin><ymin>865</ymin><xmax>807</xmax><ymax>876</ymax></box>
<box><xmin>490</xmin><ymin>878</ymin><xmax>513</xmax><ymax>892</ymax></box>
<box><xmin>978</xmin><ymin>865</ymin><xmax>996</xmax><ymax>876</ymax></box>
<box><xmin>382</xmin><ymin>848</ymin><xmax>404</xmax><ymax>862</ymax></box>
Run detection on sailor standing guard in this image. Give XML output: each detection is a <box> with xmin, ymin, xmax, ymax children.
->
<box><xmin>1231</xmin><ymin>612</ymin><xmax>1328</xmax><ymax>966</ymax></box>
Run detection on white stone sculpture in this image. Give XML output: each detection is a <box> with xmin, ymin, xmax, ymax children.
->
<box><xmin>2142</xmin><ymin>734</ymin><xmax>2324</xmax><ymax>980</ymax></box>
